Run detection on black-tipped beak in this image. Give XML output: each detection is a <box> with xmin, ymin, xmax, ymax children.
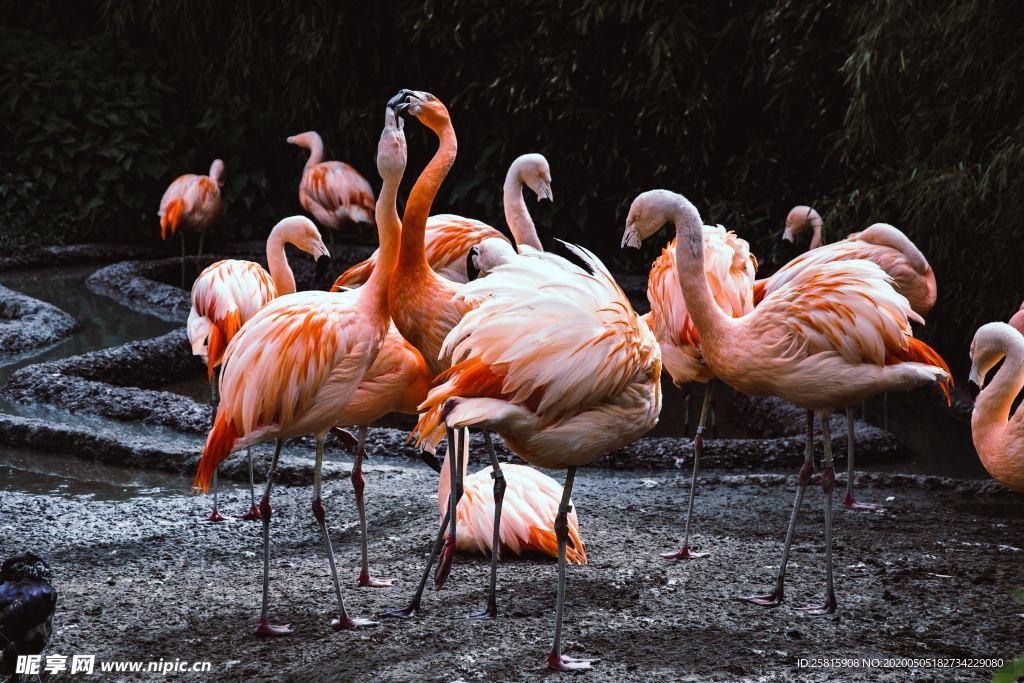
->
<box><xmin>387</xmin><ymin>89</ymin><xmax>413</xmax><ymax>109</ymax></box>
<box><xmin>419</xmin><ymin>451</ymin><xmax>442</xmax><ymax>473</ymax></box>
<box><xmin>315</xmin><ymin>254</ymin><xmax>332</xmax><ymax>280</ymax></box>
<box><xmin>465</xmin><ymin>247</ymin><xmax>481</xmax><ymax>281</ymax></box>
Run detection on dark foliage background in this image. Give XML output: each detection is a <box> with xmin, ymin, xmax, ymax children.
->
<box><xmin>1</xmin><ymin>0</ymin><xmax>1022</xmax><ymax>372</ymax></box>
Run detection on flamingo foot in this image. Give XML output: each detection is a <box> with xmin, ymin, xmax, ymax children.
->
<box><xmin>206</xmin><ymin>508</ymin><xmax>225</xmax><ymax>523</ymax></box>
<box><xmin>740</xmin><ymin>588</ymin><xmax>784</xmax><ymax>607</ymax></box>
<box><xmin>255</xmin><ymin>620</ymin><xmax>293</xmax><ymax>636</ymax></box>
<box><xmin>239</xmin><ymin>504</ymin><xmax>262</xmax><ymax>521</ymax></box>
<box><xmin>357</xmin><ymin>572</ymin><xmax>395</xmax><ymax>589</ymax></box>
<box><xmin>331</xmin><ymin>615</ymin><xmax>378</xmax><ymax>630</ymax></box>
<box><xmin>842</xmin><ymin>494</ymin><xmax>883</xmax><ymax>511</ymax></box>
<box><xmin>660</xmin><ymin>544</ymin><xmax>708</xmax><ymax>560</ymax></box>
<box><xmin>382</xmin><ymin>602</ymin><xmax>421</xmax><ymax>619</ymax></box>
<box><xmin>796</xmin><ymin>592</ymin><xmax>837</xmax><ymax>616</ymax></box>
<box><xmin>433</xmin><ymin>536</ymin><xmax>456</xmax><ymax>589</ymax></box>
<box><xmin>547</xmin><ymin>652</ymin><xmax>596</xmax><ymax>672</ymax></box>
<box><xmin>467</xmin><ymin>603</ymin><xmax>497</xmax><ymax>620</ymax></box>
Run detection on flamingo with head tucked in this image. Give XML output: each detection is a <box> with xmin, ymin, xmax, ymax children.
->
<box><xmin>158</xmin><ymin>159</ymin><xmax>224</xmax><ymax>287</ymax></box>
<box><xmin>623</xmin><ymin>189</ymin><xmax>951</xmax><ymax>614</ymax></box>
<box><xmin>334</xmin><ymin>152</ymin><xmax>552</xmax><ymax>288</ymax></box>
<box><xmin>969</xmin><ymin>322</ymin><xmax>1024</xmax><ymax>492</ymax></box>
<box><xmin>288</xmin><ymin>131</ymin><xmax>375</xmax><ymax>243</ymax></box>
<box><xmin>187</xmin><ymin>215</ymin><xmax>330</xmax><ymax>522</ymax></box>
<box><xmin>194</xmin><ymin>108</ymin><xmax>406</xmax><ymax>635</ymax></box>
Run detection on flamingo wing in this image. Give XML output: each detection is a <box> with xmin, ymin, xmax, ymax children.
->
<box><xmin>302</xmin><ymin>162</ymin><xmax>375</xmax><ymax>225</ymax></box>
<box><xmin>424</xmin><ymin>214</ymin><xmax>507</xmax><ymax>283</ymax></box>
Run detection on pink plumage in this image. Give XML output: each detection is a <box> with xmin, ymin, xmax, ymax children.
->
<box><xmin>158</xmin><ymin>159</ymin><xmax>224</xmax><ymax>240</ymax></box>
<box><xmin>288</xmin><ymin>131</ymin><xmax>375</xmax><ymax>231</ymax></box>
<box><xmin>970</xmin><ymin>322</ymin><xmax>1024</xmax><ymax>492</ymax></box>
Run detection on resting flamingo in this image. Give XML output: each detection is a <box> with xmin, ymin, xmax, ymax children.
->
<box><xmin>623</xmin><ymin>189</ymin><xmax>951</xmax><ymax>614</ymax></box>
<box><xmin>969</xmin><ymin>323</ymin><xmax>1024</xmax><ymax>492</ymax></box>
<box><xmin>287</xmin><ymin>131</ymin><xmax>375</xmax><ymax>244</ymax></box>
<box><xmin>767</xmin><ymin>212</ymin><xmax>938</xmax><ymax>509</ymax></box>
<box><xmin>158</xmin><ymin>159</ymin><xmax>224</xmax><ymax>287</ymax></box>
<box><xmin>187</xmin><ymin>215</ymin><xmax>330</xmax><ymax>522</ymax></box>
<box><xmin>643</xmin><ymin>228</ymin><xmax>757</xmax><ymax>560</ymax></box>
<box><xmin>333</xmin><ymin>152</ymin><xmax>551</xmax><ymax>287</ymax></box>
<box><xmin>194</xmin><ymin>108</ymin><xmax>406</xmax><ymax>635</ymax></box>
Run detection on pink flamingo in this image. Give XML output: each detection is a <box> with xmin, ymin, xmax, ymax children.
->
<box><xmin>287</xmin><ymin>131</ymin><xmax>375</xmax><ymax>243</ymax></box>
<box><xmin>187</xmin><ymin>215</ymin><xmax>330</xmax><ymax>522</ymax></box>
<box><xmin>158</xmin><ymin>159</ymin><xmax>224</xmax><ymax>287</ymax></box>
<box><xmin>969</xmin><ymin>322</ymin><xmax>1024</xmax><ymax>492</ymax></box>
<box><xmin>782</xmin><ymin>205</ymin><xmax>824</xmax><ymax>250</ymax></box>
<box><xmin>766</xmin><ymin>213</ymin><xmax>939</xmax><ymax>508</ymax></box>
<box><xmin>623</xmin><ymin>189</ymin><xmax>951</xmax><ymax>614</ymax></box>
<box><xmin>1008</xmin><ymin>300</ymin><xmax>1024</xmax><ymax>334</ymax></box>
<box><xmin>413</xmin><ymin>242</ymin><xmax>662</xmax><ymax>670</ymax></box>
<box><xmin>195</xmin><ymin>108</ymin><xmax>406</xmax><ymax>635</ymax></box>
<box><xmin>333</xmin><ymin>152</ymin><xmax>551</xmax><ymax>287</ymax></box>
<box><xmin>642</xmin><ymin>228</ymin><xmax>757</xmax><ymax>559</ymax></box>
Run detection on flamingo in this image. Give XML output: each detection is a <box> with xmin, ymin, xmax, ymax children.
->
<box><xmin>333</xmin><ymin>152</ymin><xmax>552</xmax><ymax>287</ymax></box>
<box><xmin>287</xmin><ymin>131</ymin><xmax>375</xmax><ymax>244</ymax></box>
<box><xmin>158</xmin><ymin>159</ymin><xmax>224</xmax><ymax>287</ymax></box>
<box><xmin>622</xmin><ymin>189</ymin><xmax>951</xmax><ymax>614</ymax></box>
<box><xmin>766</xmin><ymin>213</ymin><xmax>939</xmax><ymax>509</ymax></box>
<box><xmin>187</xmin><ymin>215</ymin><xmax>330</xmax><ymax>522</ymax></box>
<box><xmin>194</xmin><ymin>107</ymin><xmax>407</xmax><ymax>635</ymax></box>
<box><xmin>413</xmin><ymin>242</ymin><xmax>662</xmax><ymax>670</ymax></box>
<box><xmin>782</xmin><ymin>205</ymin><xmax>824</xmax><ymax>251</ymax></box>
<box><xmin>969</xmin><ymin>322</ymin><xmax>1024</xmax><ymax>492</ymax></box>
<box><xmin>642</xmin><ymin>228</ymin><xmax>757</xmax><ymax>560</ymax></box>
<box><xmin>1008</xmin><ymin>300</ymin><xmax>1024</xmax><ymax>334</ymax></box>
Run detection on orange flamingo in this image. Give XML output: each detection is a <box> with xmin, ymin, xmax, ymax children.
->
<box><xmin>187</xmin><ymin>216</ymin><xmax>330</xmax><ymax>522</ymax></box>
<box><xmin>969</xmin><ymin>322</ymin><xmax>1024</xmax><ymax>492</ymax></box>
<box><xmin>333</xmin><ymin>152</ymin><xmax>552</xmax><ymax>287</ymax></box>
<box><xmin>766</xmin><ymin>213</ymin><xmax>938</xmax><ymax>509</ymax></box>
<box><xmin>413</xmin><ymin>242</ymin><xmax>662</xmax><ymax>670</ymax></box>
<box><xmin>643</xmin><ymin>228</ymin><xmax>757</xmax><ymax>560</ymax></box>
<box><xmin>158</xmin><ymin>159</ymin><xmax>224</xmax><ymax>286</ymax></box>
<box><xmin>194</xmin><ymin>108</ymin><xmax>407</xmax><ymax>635</ymax></box>
<box><xmin>287</xmin><ymin>131</ymin><xmax>375</xmax><ymax>243</ymax></box>
<box><xmin>623</xmin><ymin>189</ymin><xmax>951</xmax><ymax>614</ymax></box>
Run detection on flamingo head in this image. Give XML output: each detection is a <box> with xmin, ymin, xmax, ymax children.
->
<box><xmin>208</xmin><ymin>159</ymin><xmax>225</xmax><ymax>187</ymax></box>
<box><xmin>389</xmin><ymin>90</ymin><xmax>450</xmax><ymax>133</ymax></box>
<box><xmin>783</xmin><ymin>205</ymin><xmax>822</xmax><ymax>248</ymax></box>
<box><xmin>969</xmin><ymin>321</ymin><xmax>1020</xmax><ymax>391</ymax></box>
<box><xmin>622</xmin><ymin>189</ymin><xmax>692</xmax><ymax>249</ymax></box>
<box><xmin>376</xmin><ymin>107</ymin><xmax>407</xmax><ymax>183</ymax></box>
<box><xmin>515</xmin><ymin>153</ymin><xmax>553</xmax><ymax>202</ymax></box>
<box><xmin>286</xmin><ymin>131</ymin><xmax>322</xmax><ymax>150</ymax></box>
<box><xmin>466</xmin><ymin>238</ymin><xmax>516</xmax><ymax>280</ymax></box>
<box><xmin>273</xmin><ymin>216</ymin><xmax>331</xmax><ymax>274</ymax></box>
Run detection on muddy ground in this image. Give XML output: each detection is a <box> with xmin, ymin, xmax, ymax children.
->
<box><xmin>2</xmin><ymin>458</ymin><xmax>1021</xmax><ymax>682</ymax></box>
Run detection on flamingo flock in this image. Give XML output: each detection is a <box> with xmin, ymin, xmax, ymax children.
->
<box><xmin>152</xmin><ymin>89</ymin><xmax>1018</xmax><ymax>672</ymax></box>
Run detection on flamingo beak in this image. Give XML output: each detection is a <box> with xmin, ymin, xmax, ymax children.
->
<box><xmin>315</xmin><ymin>253</ymin><xmax>332</xmax><ymax>280</ymax></box>
<box><xmin>536</xmin><ymin>181</ymin><xmax>553</xmax><ymax>202</ymax></box>
<box><xmin>621</xmin><ymin>225</ymin><xmax>642</xmax><ymax>249</ymax></box>
<box><xmin>968</xmin><ymin>364</ymin><xmax>984</xmax><ymax>391</ymax></box>
<box><xmin>782</xmin><ymin>226</ymin><xmax>795</xmax><ymax>244</ymax></box>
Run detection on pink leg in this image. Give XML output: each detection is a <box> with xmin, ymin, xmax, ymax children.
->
<box><xmin>351</xmin><ymin>426</ymin><xmax>394</xmax><ymax>588</ymax></box>
<box><xmin>663</xmin><ymin>383</ymin><xmax>711</xmax><ymax>560</ymax></box>
<box><xmin>797</xmin><ymin>412</ymin><xmax>838</xmax><ymax>615</ymax></box>
<box><xmin>239</xmin><ymin>448</ymin><xmax>262</xmax><ymax>520</ymax></box>
<box><xmin>206</xmin><ymin>470</ymin><xmax>225</xmax><ymax>523</ymax></box>
<box><xmin>434</xmin><ymin>425</ymin><xmax>464</xmax><ymax>590</ymax></box>
<box><xmin>256</xmin><ymin>441</ymin><xmax>292</xmax><ymax>636</ymax></box>
<box><xmin>841</xmin><ymin>408</ymin><xmax>882</xmax><ymax>511</ymax></box>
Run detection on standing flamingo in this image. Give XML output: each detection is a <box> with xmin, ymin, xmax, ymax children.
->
<box><xmin>643</xmin><ymin>228</ymin><xmax>757</xmax><ymax>560</ymax></box>
<box><xmin>413</xmin><ymin>242</ymin><xmax>661</xmax><ymax>670</ymax></box>
<box><xmin>767</xmin><ymin>213</ymin><xmax>938</xmax><ymax>508</ymax></box>
<box><xmin>287</xmin><ymin>131</ymin><xmax>375</xmax><ymax>244</ymax></box>
<box><xmin>333</xmin><ymin>152</ymin><xmax>552</xmax><ymax>287</ymax></box>
<box><xmin>158</xmin><ymin>159</ymin><xmax>224</xmax><ymax>287</ymax></box>
<box><xmin>969</xmin><ymin>322</ymin><xmax>1024</xmax><ymax>492</ymax></box>
<box><xmin>187</xmin><ymin>215</ymin><xmax>330</xmax><ymax>522</ymax></box>
<box><xmin>194</xmin><ymin>108</ymin><xmax>406</xmax><ymax>635</ymax></box>
<box><xmin>623</xmin><ymin>189</ymin><xmax>951</xmax><ymax>613</ymax></box>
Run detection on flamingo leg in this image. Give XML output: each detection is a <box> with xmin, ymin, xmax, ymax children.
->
<box><xmin>842</xmin><ymin>407</ymin><xmax>882</xmax><ymax>511</ymax></box>
<box><xmin>180</xmin><ymin>231</ymin><xmax>186</xmax><ymax>289</ymax></box>
<box><xmin>434</xmin><ymin>426</ymin><xmax>465</xmax><ymax>589</ymax></box>
<box><xmin>798</xmin><ymin>410</ymin><xmax>839</xmax><ymax>615</ymax></box>
<box><xmin>709</xmin><ymin>381</ymin><xmax>718</xmax><ymax>440</ymax></box>
<box><xmin>662</xmin><ymin>382</ymin><xmax>712</xmax><ymax>560</ymax></box>
<box><xmin>197</xmin><ymin>229</ymin><xmax>205</xmax><ymax>259</ymax></box>
<box><xmin>239</xmin><ymin>448</ymin><xmax>261</xmax><ymax>520</ymax></box>
<box><xmin>547</xmin><ymin>467</ymin><xmax>595</xmax><ymax>671</ymax></box>
<box><xmin>310</xmin><ymin>436</ymin><xmax>376</xmax><ymax>630</ymax></box>
<box><xmin>382</xmin><ymin>509</ymin><xmax>451</xmax><ymax>619</ymax></box>
<box><xmin>741</xmin><ymin>410</ymin><xmax>815</xmax><ymax>607</ymax></box>
<box><xmin>682</xmin><ymin>384</ymin><xmax>692</xmax><ymax>437</ymax></box>
<box><xmin>256</xmin><ymin>440</ymin><xmax>291</xmax><ymax>636</ymax></box>
<box><xmin>469</xmin><ymin>431</ymin><xmax>505</xmax><ymax>619</ymax></box>
<box><xmin>206</xmin><ymin>373</ymin><xmax>225</xmax><ymax>523</ymax></box>
<box><xmin>353</xmin><ymin>426</ymin><xmax>394</xmax><ymax>588</ymax></box>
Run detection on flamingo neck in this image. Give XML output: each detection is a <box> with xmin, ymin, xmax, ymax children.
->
<box><xmin>359</xmin><ymin>168</ymin><xmax>402</xmax><ymax>315</ymax></box>
<box><xmin>974</xmin><ymin>336</ymin><xmax>1024</xmax><ymax>451</ymax></box>
<box><xmin>265</xmin><ymin>232</ymin><xmax>296</xmax><ymax>296</ymax></box>
<box><xmin>503</xmin><ymin>161</ymin><xmax>542</xmax><ymax>251</ymax></box>
<box><xmin>304</xmin><ymin>134</ymin><xmax>324</xmax><ymax>171</ymax></box>
<box><xmin>398</xmin><ymin>125</ymin><xmax>457</xmax><ymax>272</ymax></box>
<box><xmin>672</xmin><ymin>201</ymin><xmax>729</xmax><ymax>345</ymax></box>
<box><xmin>809</xmin><ymin>219</ymin><xmax>822</xmax><ymax>250</ymax></box>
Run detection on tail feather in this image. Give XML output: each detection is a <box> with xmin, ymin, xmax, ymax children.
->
<box><xmin>331</xmin><ymin>258</ymin><xmax>375</xmax><ymax>290</ymax></box>
<box><xmin>527</xmin><ymin>517</ymin><xmax>587</xmax><ymax>565</ymax></box>
<box><xmin>887</xmin><ymin>336</ymin><xmax>953</xmax><ymax>404</ymax></box>
<box><xmin>414</xmin><ymin>359</ymin><xmax>508</xmax><ymax>448</ymax></box>
<box><xmin>205</xmin><ymin>310</ymin><xmax>242</xmax><ymax>380</ymax></box>
<box><xmin>161</xmin><ymin>198</ymin><xmax>184</xmax><ymax>240</ymax></box>
<box><xmin>194</xmin><ymin>415</ymin><xmax>238</xmax><ymax>493</ymax></box>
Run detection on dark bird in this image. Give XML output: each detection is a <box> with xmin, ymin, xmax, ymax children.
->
<box><xmin>0</xmin><ymin>554</ymin><xmax>57</xmax><ymax>678</ymax></box>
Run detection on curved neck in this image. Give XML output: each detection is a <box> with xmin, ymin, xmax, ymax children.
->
<box><xmin>303</xmin><ymin>135</ymin><xmax>324</xmax><ymax>171</ymax></box>
<box><xmin>809</xmin><ymin>219</ymin><xmax>822</xmax><ymax>250</ymax></box>
<box><xmin>398</xmin><ymin>125</ymin><xmax>457</xmax><ymax>271</ymax></box>
<box><xmin>672</xmin><ymin>200</ymin><xmax>729</xmax><ymax>342</ymax></box>
<box><xmin>265</xmin><ymin>232</ymin><xmax>296</xmax><ymax>295</ymax></box>
<box><xmin>503</xmin><ymin>163</ymin><xmax>542</xmax><ymax>250</ymax></box>
<box><xmin>975</xmin><ymin>340</ymin><xmax>1024</xmax><ymax>440</ymax></box>
<box><xmin>359</xmin><ymin>168</ymin><xmax>402</xmax><ymax>313</ymax></box>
